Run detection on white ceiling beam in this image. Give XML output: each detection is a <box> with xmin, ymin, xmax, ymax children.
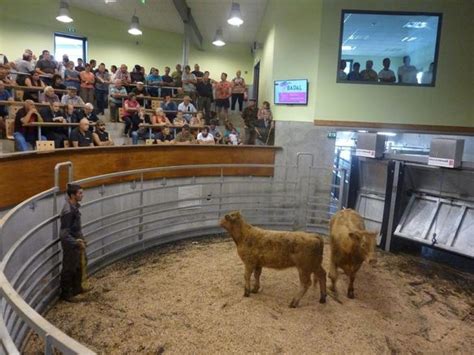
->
<box><xmin>172</xmin><ymin>0</ymin><xmax>203</xmax><ymax>50</ymax></box>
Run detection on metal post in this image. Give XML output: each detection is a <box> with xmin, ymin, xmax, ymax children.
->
<box><xmin>384</xmin><ymin>161</ymin><xmax>401</xmax><ymax>251</ymax></box>
<box><xmin>138</xmin><ymin>173</ymin><xmax>145</xmax><ymax>243</ymax></box>
<box><xmin>182</xmin><ymin>23</ymin><xmax>191</xmax><ymax>66</ymax></box>
<box><xmin>337</xmin><ymin>169</ymin><xmax>347</xmax><ymax>211</ymax></box>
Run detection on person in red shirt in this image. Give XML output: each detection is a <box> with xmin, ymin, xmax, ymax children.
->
<box><xmin>122</xmin><ymin>93</ymin><xmax>140</xmax><ymax>136</ymax></box>
<box><xmin>214</xmin><ymin>72</ymin><xmax>232</xmax><ymax>122</ymax></box>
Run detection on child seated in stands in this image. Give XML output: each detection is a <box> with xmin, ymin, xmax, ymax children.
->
<box><xmin>130</xmin><ymin>107</ymin><xmax>152</xmax><ymax>144</ymax></box>
<box><xmin>224</xmin><ymin>121</ymin><xmax>241</xmax><ymax>145</ymax></box>
<box><xmin>173</xmin><ymin>111</ymin><xmax>186</xmax><ymax>127</ymax></box>
<box><xmin>190</xmin><ymin>111</ymin><xmax>204</xmax><ymax>127</ymax></box>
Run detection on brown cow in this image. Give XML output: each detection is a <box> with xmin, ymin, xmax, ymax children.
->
<box><xmin>329</xmin><ymin>208</ymin><xmax>377</xmax><ymax>299</ymax></box>
<box><xmin>219</xmin><ymin>211</ymin><xmax>327</xmax><ymax>307</ymax></box>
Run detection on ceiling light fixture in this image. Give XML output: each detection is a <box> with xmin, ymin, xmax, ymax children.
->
<box><xmin>56</xmin><ymin>1</ymin><xmax>73</xmax><ymax>23</ymax></box>
<box><xmin>212</xmin><ymin>28</ymin><xmax>226</xmax><ymax>47</ymax></box>
<box><xmin>128</xmin><ymin>14</ymin><xmax>142</xmax><ymax>36</ymax></box>
<box><xmin>403</xmin><ymin>21</ymin><xmax>428</xmax><ymax>29</ymax></box>
<box><xmin>341</xmin><ymin>45</ymin><xmax>356</xmax><ymax>51</ymax></box>
<box><xmin>227</xmin><ymin>2</ymin><xmax>244</xmax><ymax>26</ymax></box>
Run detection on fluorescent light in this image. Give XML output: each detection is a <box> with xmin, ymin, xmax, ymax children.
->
<box><xmin>56</xmin><ymin>1</ymin><xmax>73</xmax><ymax>23</ymax></box>
<box><xmin>403</xmin><ymin>21</ymin><xmax>428</xmax><ymax>29</ymax></box>
<box><xmin>358</xmin><ymin>130</ymin><xmax>368</xmax><ymax>133</ymax></box>
<box><xmin>407</xmin><ymin>37</ymin><xmax>417</xmax><ymax>42</ymax></box>
<box><xmin>227</xmin><ymin>2</ymin><xmax>244</xmax><ymax>26</ymax></box>
<box><xmin>401</xmin><ymin>36</ymin><xmax>417</xmax><ymax>42</ymax></box>
<box><xmin>377</xmin><ymin>132</ymin><xmax>397</xmax><ymax>137</ymax></box>
<box><xmin>341</xmin><ymin>45</ymin><xmax>356</xmax><ymax>51</ymax></box>
<box><xmin>212</xmin><ymin>28</ymin><xmax>226</xmax><ymax>47</ymax></box>
<box><xmin>128</xmin><ymin>15</ymin><xmax>142</xmax><ymax>36</ymax></box>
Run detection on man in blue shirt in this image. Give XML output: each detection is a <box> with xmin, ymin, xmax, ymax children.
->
<box><xmin>0</xmin><ymin>82</ymin><xmax>13</xmax><ymax>138</ymax></box>
<box><xmin>161</xmin><ymin>95</ymin><xmax>178</xmax><ymax>120</ymax></box>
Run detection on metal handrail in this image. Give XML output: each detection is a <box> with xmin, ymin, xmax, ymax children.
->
<box><xmin>0</xmin><ymin>161</ymin><xmax>345</xmax><ymax>354</ymax></box>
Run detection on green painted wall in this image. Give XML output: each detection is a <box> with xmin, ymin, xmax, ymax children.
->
<box><xmin>256</xmin><ymin>0</ymin><xmax>473</xmax><ymax>127</ymax></box>
<box><xmin>0</xmin><ymin>0</ymin><xmax>253</xmax><ymax>83</ymax></box>
<box><xmin>316</xmin><ymin>0</ymin><xmax>474</xmax><ymax>127</ymax></box>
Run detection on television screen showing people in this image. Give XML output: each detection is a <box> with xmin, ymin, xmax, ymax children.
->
<box><xmin>337</xmin><ymin>11</ymin><xmax>442</xmax><ymax>86</ymax></box>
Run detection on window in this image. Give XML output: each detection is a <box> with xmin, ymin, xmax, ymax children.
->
<box><xmin>54</xmin><ymin>33</ymin><xmax>87</xmax><ymax>64</ymax></box>
<box><xmin>337</xmin><ymin>10</ymin><xmax>442</xmax><ymax>86</ymax></box>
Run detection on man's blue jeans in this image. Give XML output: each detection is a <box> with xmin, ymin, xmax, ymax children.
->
<box><xmin>14</xmin><ymin>132</ymin><xmax>46</xmax><ymax>151</ymax></box>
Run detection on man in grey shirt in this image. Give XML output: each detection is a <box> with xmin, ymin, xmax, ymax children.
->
<box><xmin>182</xmin><ymin>65</ymin><xmax>197</xmax><ymax>99</ymax></box>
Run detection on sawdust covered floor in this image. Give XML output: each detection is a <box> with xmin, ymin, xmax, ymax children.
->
<box><xmin>26</xmin><ymin>236</ymin><xmax>473</xmax><ymax>354</ymax></box>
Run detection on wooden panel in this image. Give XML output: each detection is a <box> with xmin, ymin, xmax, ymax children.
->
<box><xmin>0</xmin><ymin>145</ymin><xmax>280</xmax><ymax>209</ymax></box>
<box><xmin>314</xmin><ymin>119</ymin><xmax>474</xmax><ymax>135</ymax></box>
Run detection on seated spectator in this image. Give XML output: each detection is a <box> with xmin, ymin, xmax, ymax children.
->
<box><xmin>64</xmin><ymin>61</ymin><xmax>80</xmax><ymax>91</ymax></box>
<box><xmin>197</xmin><ymin>126</ymin><xmax>215</xmax><ymax>145</ymax></box>
<box><xmin>132</xmin><ymin>82</ymin><xmax>149</xmax><ymax>107</ymax></box>
<box><xmin>92</xmin><ymin>119</ymin><xmax>114</xmax><ymax>146</ymax></box>
<box><xmin>151</xmin><ymin>108</ymin><xmax>171</xmax><ymax>126</ymax></box>
<box><xmin>161</xmin><ymin>95</ymin><xmax>178</xmax><ymax>120</ymax></box>
<box><xmin>109</xmin><ymin>79</ymin><xmax>127</xmax><ymax>122</ymax></box>
<box><xmin>130</xmin><ymin>64</ymin><xmax>145</xmax><ymax>84</ymax></box>
<box><xmin>347</xmin><ymin>62</ymin><xmax>361</xmax><ymax>81</ymax></box>
<box><xmin>421</xmin><ymin>62</ymin><xmax>435</xmax><ymax>85</ymax></box>
<box><xmin>15</xmin><ymin>52</ymin><xmax>35</xmax><ymax>75</ymax></box>
<box><xmin>398</xmin><ymin>55</ymin><xmax>418</xmax><ymax>84</ymax></box>
<box><xmin>223</xmin><ymin>121</ymin><xmax>241</xmax><ymax>145</ymax></box>
<box><xmin>130</xmin><ymin>107</ymin><xmax>152</xmax><ymax>145</ymax></box>
<box><xmin>0</xmin><ymin>64</ymin><xmax>13</xmax><ymax>85</ymax></box>
<box><xmin>24</xmin><ymin>71</ymin><xmax>45</xmax><ymax>102</ymax></box>
<box><xmin>41</xmin><ymin>86</ymin><xmax>59</xmax><ymax>104</ymax></box>
<box><xmin>155</xmin><ymin>126</ymin><xmax>174</xmax><ymax>144</ymax></box>
<box><xmin>0</xmin><ymin>82</ymin><xmax>13</xmax><ymax>138</ymax></box>
<box><xmin>338</xmin><ymin>60</ymin><xmax>347</xmax><ymax>80</ymax></box>
<box><xmin>61</xmin><ymin>86</ymin><xmax>85</xmax><ymax>106</ymax></box>
<box><xmin>182</xmin><ymin>65</ymin><xmax>197</xmax><ymax>98</ymax></box>
<box><xmin>171</xmin><ymin>64</ymin><xmax>183</xmax><ymax>88</ymax></box>
<box><xmin>146</xmin><ymin>68</ymin><xmax>162</xmax><ymax>97</ymax></box>
<box><xmin>63</xmin><ymin>103</ymin><xmax>81</xmax><ymax>123</ymax></box>
<box><xmin>95</xmin><ymin>63</ymin><xmax>111</xmax><ymax>115</ymax></box>
<box><xmin>75</xmin><ymin>58</ymin><xmax>85</xmax><ymax>72</ymax></box>
<box><xmin>80</xmin><ymin>103</ymin><xmax>99</xmax><ymax>130</ymax></box>
<box><xmin>174</xmin><ymin>124</ymin><xmax>196</xmax><ymax>144</ymax></box>
<box><xmin>35</xmin><ymin>50</ymin><xmax>57</xmax><ymax>85</ymax></box>
<box><xmin>360</xmin><ymin>60</ymin><xmax>378</xmax><ymax>81</ymax></box>
<box><xmin>192</xmin><ymin>64</ymin><xmax>204</xmax><ymax>80</ymax></box>
<box><xmin>14</xmin><ymin>100</ymin><xmax>46</xmax><ymax>151</ymax></box>
<box><xmin>39</xmin><ymin>101</ymin><xmax>67</xmax><ymax>148</ymax></box>
<box><xmin>160</xmin><ymin>66</ymin><xmax>173</xmax><ymax>97</ymax></box>
<box><xmin>51</xmin><ymin>74</ymin><xmax>66</xmax><ymax>100</ymax></box>
<box><xmin>209</xmin><ymin>119</ymin><xmax>223</xmax><ymax>144</ymax></box>
<box><xmin>79</xmin><ymin>64</ymin><xmax>95</xmax><ymax>104</ymax></box>
<box><xmin>177</xmin><ymin>95</ymin><xmax>197</xmax><ymax>122</ymax></box>
<box><xmin>173</xmin><ymin>111</ymin><xmax>186</xmax><ymax>127</ymax></box>
<box><xmin>190</xmin><ymin>111</ymin><xmax>204</xmax><ymax>127</ymax></box>
<box><xmin>70</xmin><ymin>118</ymin><xmax>93</xmax><ymax>147</ymax></box>
<box><xmin>378</xmin><ymin>58</ymin><xmax>396</xmax><ymax>83</ymax></box>
<box><xmin>123</xmin><ymin>93</ymin><xmax>140</xmax><ymax>135</ymax></box>
<box><xmin>115</xmin><ymin>64</ymin><xmax>131</xmax><ymax>87</ymax></box>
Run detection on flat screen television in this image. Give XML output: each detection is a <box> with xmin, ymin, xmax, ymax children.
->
<box><xmin>274</xmin><ymin>79</ymin><xmax>308</xmax><ymax>105</ymax></box>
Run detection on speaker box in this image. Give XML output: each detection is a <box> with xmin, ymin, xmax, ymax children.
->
<box><xmin>428</xmin><ymin>138</ymin><xmax>464</xmax><ymax>168</ymax></box>
<box><xmin>355</xmin><ymin>133</ymin><xmax>386</xmax><ymax>158</ymax></box>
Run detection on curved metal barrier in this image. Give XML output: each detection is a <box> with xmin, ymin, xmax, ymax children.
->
<box><xmin>0</xmin><ymin>160</ymin><xmax>346</xmax><ymax>354</ymax></box>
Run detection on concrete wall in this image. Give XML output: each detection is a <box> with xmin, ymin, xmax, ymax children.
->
<box><xmin>0</xmin><ymin>0</ymin><xmax>254</xmax><ymax>83</ymax></box>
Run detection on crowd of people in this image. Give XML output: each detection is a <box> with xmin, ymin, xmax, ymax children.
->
<box><xmin>0</xmin><ymin>48</ymin><xmax>275</xmax><ymax>151</ymax></box>
<box><xmin>338</xmin><ymin>55</ymin><xmax>435</xmax><ymax>85</ymax></box>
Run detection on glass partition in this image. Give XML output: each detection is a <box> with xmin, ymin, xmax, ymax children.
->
<box><xmin>337</xmin><ymin>10</ymin><xmax>442</xmax><ymax>86</ymax></box>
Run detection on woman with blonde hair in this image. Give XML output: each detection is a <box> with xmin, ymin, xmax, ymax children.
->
<box><xmin>151</xmin><ymin>107</ymin><xmax>171</xmax><ymax>126</ymax></box>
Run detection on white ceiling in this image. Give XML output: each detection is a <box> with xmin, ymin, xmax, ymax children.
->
<box><xmin>68</xmin><ymin>0</ymin><xmax>268</xmax><ymax>44</ymax></box>
<box><xmin>342</xmin><ymin>13</ymin><xmax>440</xmax><ymax>57</ymax></box>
